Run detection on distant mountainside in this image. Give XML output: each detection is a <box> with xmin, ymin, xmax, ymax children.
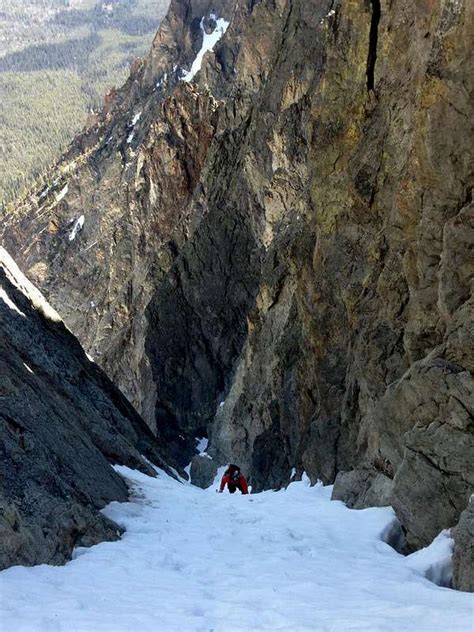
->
<box><xmin>1</xmin><ymin>0</ymin><xmax>473</xmax><ymax>590</ymax></box>
<box><xmin>0</xmin><ymin>0</ymin><xmax>169</xmax><ymax>207</ymax></box>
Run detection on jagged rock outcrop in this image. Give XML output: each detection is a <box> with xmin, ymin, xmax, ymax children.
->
<box><xmin>0</xmin><ymin>248</ymin><xmax>173</xmax><ymax>569</ymax></box>
<box><xmin>452</xmin><ymin>497</ymin><xmax>474</xmax><ymax>592</ymax></box>
<box><xmin>2</xmin><ymin>0</ymin><xmax>473</xmax><ymax>556</ymax></box>
<box><xmin>331</xmin><ymin>466</ymin><xmax>393</xmax><ymax>510</ymax></box>
<box><xmin>189</xmin><ymin>454</ymin><xmax>219</xmax><ymax>489</ymax></box>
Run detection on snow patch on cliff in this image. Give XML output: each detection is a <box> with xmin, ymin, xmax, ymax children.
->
<box><xmin>55</xmin><ymin>184</ymin><xmax>68</xmax><ymax>203</ymax></box>
<box><xmin>181</xmin><ymin>14</ymin><xmax>229</xmax><ymax>82</ymax></box>
<box><xmin>68</xmin><ymin>215</ymin><xmax>84</xmax><ymax>241</ymax></box>
<box><xmin>406</xmin><ymin>530</ymin><xmax>454</xmax><ymax>588</ymax></box>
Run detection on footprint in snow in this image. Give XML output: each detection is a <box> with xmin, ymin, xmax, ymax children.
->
<box><xmin>287</xmin><ymin>528</ymin><xmax>303</xmax><ymax>541</ymax></box>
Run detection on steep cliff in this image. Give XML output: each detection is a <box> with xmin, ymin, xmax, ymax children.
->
<box><xmin>2</xmin><ymin>0</ymin><xmax>473</xmax><ymax>574</ymax></box>
<box><xmin>0</xmin><ymin>248</ymin><xmax>173</xmax><ymax>569</ymax></box>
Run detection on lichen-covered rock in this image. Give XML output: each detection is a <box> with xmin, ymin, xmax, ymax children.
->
<box><xmin>452</xmin><ymin>497</ymin><xmax>474</xmax><ymax>592</ymax></box>
<box><xmin>0</xmin><ymin>248</ymin><xmax>173</xmax><ymax>569</ymax></box>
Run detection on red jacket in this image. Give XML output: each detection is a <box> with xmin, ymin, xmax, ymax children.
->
<box><xmin>220</xmin><ymin>472</ymin><xmax>249</xmax><ymax>494</ymax></box>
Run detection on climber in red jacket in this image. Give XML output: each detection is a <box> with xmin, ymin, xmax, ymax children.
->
<box><xmin>219</xmin><ymin>464</ymin><xmax>249</xmax><ymax>494</ymax></box>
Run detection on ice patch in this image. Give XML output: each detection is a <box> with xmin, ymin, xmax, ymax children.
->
<box><xmin>131</xmin><ymin>112</ymin><xmax>141</xmax><ymax>126</ymax></box>
<box><xmin>181</xmin><ymin>14</ymin><xmax>229</xmax><ymax>82</ymax></box>
<box><xmin>23</xmin><ymin>362</ymin><xmax>34</xmax><ymax>374</ymax></box>
<box><xmin>127</xmin><ymin>132</ymin><xmax>134</xmax><ymax>144</ymax></box>
<box><xmin>69</xmin><ymin>215</ymin><xmax>85</xmax><ymax>241</ymax></box>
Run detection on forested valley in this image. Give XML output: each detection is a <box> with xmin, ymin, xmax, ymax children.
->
<box><xmin>0</xmin><ymin>0</ymin><xmax>169</xmax><ymax>209</ymax></box>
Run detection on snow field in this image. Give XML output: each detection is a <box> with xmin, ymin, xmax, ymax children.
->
<box><xmin>0</xmin><ymin>467</ymin><xmax>472</xmax><ymax>632</ymax></box>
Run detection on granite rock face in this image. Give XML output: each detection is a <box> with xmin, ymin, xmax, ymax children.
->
<box><xmin>0</xmin><ymin>248</ymin><xmax>172</xmax><ymax>569</ymax></box>
<box><xmin>189</xmin><ymin>455</ymin><xmax>219</xmax><ymax>490</ymax></box>
<box><xmin>331</xmin><ymin>467</ymin><xmax>394</xmax><ymax>511</ymax></box>
<box><xmin>2</xmin><ymin>0</ymin><xmax>473</xmax><ymax>554</ymax></box>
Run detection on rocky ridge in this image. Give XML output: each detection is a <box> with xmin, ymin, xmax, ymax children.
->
<box><xmin>0</xmin><ymin>247</ymin><xmax>173</xmax><ymax>569</ymax></box>
<box><xmin>1</xmin><ymin>0</ymin><xmax>473</xmax><ymax>588</ymax></box>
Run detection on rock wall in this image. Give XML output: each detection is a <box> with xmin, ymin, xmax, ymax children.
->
<box><xmin>0</xmin><ymin>248</ymin><xmax>173</xmax><ymax>569</ymax></box>
<box><xmin>453</xmin><ymin>497</ymin><xmax>474</xmax><ymax>592</ymax></box>
<box><xmin>2</xmin><ymin>0</ymin><xmax>473</xmax><ymax>558</ymax></box>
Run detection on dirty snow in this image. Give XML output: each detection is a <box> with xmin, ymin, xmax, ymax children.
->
<box><xmin>181</xmin><ymin>14</ymin><xmax>229</xmax><ymax>82</ymax></box>
<box><xmin>68</xmin><ymin>215</ymin><xmax>85</xmax><ymax>241</ymax></box>
<box><xmin>0</xmin><ymin>466</ymin><xmax>472</xmax><ymax>632</ymax></box>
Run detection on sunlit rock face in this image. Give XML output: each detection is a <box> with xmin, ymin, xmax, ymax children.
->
<box><xmin>3</xmin><ymin>0</ymin><xmax>473</xmax><ymax>552</ymax></box>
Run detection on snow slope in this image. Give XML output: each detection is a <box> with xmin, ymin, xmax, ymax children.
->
<box><xmin>0</xmin><ymin>468</ymin><xmax>472</xmax><ymax>631</ymax></box>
